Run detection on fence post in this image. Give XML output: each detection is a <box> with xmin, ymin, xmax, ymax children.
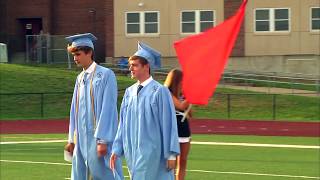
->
<box><xmin>26</xmin><ymin>35</ymin><xmax>29</xmax><ymax>63</ymax></box>
<box><xmin>272</xmin><ymin>94</ymin><xmax>276</xmax><ymax>120</ymax></box>
<box><xmin>67</xmin><ymin>49</ymin><xmax>72</xmax><ymax>70</ymax></box>
<box><xmin>227</xmin><ymin>94</ymin><xmax>231</xmax><ymax>119</ymax></box>
<box><xmin>318</xmin><ymin>93</ymin><xmax>320</xmax><ymax>120</ymax></box>
<box><xmin>268</xmin><ymin>73</ymin><xmax>273</xmax><ymax>93</ymax></box>
<box><xmin>317</xmin><ymin>78</ymin><xmax>320</xmax><ymax>93</ymax></box>
<box><xmin>291</xmin><ymin>75</ymin><xmax>294</xmax><ymax>94</ymax></box>
<box><xmin>41</xmin><ymin>93</ymin><xmax>44</xmax><ymax>117</ymax></box>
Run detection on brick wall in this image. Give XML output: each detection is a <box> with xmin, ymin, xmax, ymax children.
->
<box><xmin>6</xmin><ymin>0</ymin><xmax>50</xmax><ymax>35</ymax></box>
<box><xmin>3</xmin><ymin>0</ymin><xmax>114</xmax><ymax>61</ymax></box>
<box><xmin>224</xmin><ymin>0</ymin><xmax>245</xmax><ymax>57</ymax></box>
<box><xmin>51</xmin><ymin>0</ymin><xmax>113</xmax><ymax>60</ymax></box>
<box><xmin>105</xmin><ymin>1</ymin><xmax>114</xmax><ymax>57</ymax></box>
<box><xmin>0</xmin><ymin>0</ymin><xmax>7</xmax><ymax>36</ymax></box>
<box><xmin>0</xmin><ymin>0</ymin><xmax>7</xmax><ymax>51</ymax></box>
<box><xmin>3</xmin><ymin>0</ymin><xmax>51</xmax><ymax>52</ymax></box>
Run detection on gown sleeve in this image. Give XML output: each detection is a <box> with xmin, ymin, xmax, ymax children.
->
<box><xmin>68</xmin><ymin>77</ymin><xmax>78</xmax><ymax>143</ymax></box>
<box><xmin>112</xmin><ymin>89</ymin><xmax>128</xmax><ymax>157</ymax></box>
<box><xmin>94</xmin><ymin>70</ymin><xmax>118</xmax><ymax>143</ymax></box>
<box><xmin>157</xmin><ymin>86</ymin><xmax>180</xmax><ymax>159</ymax></box>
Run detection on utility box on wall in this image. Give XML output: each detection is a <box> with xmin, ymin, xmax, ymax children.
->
<box><xmin>0</xmin><ymin>43</ymin><xmax>8</xmax><ymax>63</ymax></box>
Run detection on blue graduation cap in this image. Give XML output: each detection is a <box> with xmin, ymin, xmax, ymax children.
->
<box><xmin>65</xmin><ymin>33</ymin><xmax>97</xmax><ymax>49</ymax></box>
<box><xmin>134</xmin><ymin>42</ymin><xmax>161</xmax><ymax>69</ymax></box>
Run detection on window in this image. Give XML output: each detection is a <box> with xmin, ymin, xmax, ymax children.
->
<box><xmin>181</xmin><ymin>10</ymin><xmax>215</xmax><ymax>34</ymax></box>
<box><xmin>200</xmin><ymin>11</ymin><xmax>214</xmax><ymax>32</ymax></box>
<box><xmin>182</xmin><ymin>11</ymin><xmax>196</xmax><ymax>33</ymax></box>
<box><xmin>126</xmin><ymin>11</ymin><xmax>159</xmax><ymax>35</ymax></box>
<box><xmin>255</xmin><ymin>8</ymin><xmax>290</xmax><ymax>32</ymax></box>
<box><xmin>274</xmin><ymin>9</ymin><xmax>289</xmax><ymax>31</ymax></box>
<box><xmin>126</xmin><ymin>13</ymin><xmax>140</xmax><ymax>34</ymax></box>
<box><xmin>311</xmin><ymin>7</ymin><xmax>320</xmax><ymax>31</ymax></box>
<box><xmin>144</xmin><ymin>12</ymin><xmax>158</xmax><ymax>33</ymax></box>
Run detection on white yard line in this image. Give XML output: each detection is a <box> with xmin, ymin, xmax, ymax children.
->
<box><xmin>64</xmin><ymin>176</ymin><xmax>131</xmax><ymax>180</ymax></box>
<box><xmin>10</xmin><ymin>147</ymin><xmax>59</xmax><ymax>151</ymax></box>
<box><xmin>1</xmin><ymin>139</ymin><xmax>319</xmax><ymax>149</ymax></box>
<box><xmin>0</xmin><ymin>136</ymin><xmax>63</xmax><ymax>140</ymax></box>
<box><xmin>1</xmin><ymin>159</ymin><xmax>319</xmax><ymax>179</ymax></box>
<box><xmin>188</xmin><ymin>169</ymin><xmax>320</xmax><ymax>179</ymax></box>
<box><xmin>0</xmin><ymin>159</ymin><xmax>71</xmax><ymax>166</ymax></box>
<box><xmin>0</xmin><ymin>140</ymin><xmax>67</xmax><ymax>144</ymax></box>
<box><xmin>191</xmin><ymin>141</ymin><xmax>320</xmax><ymax>149</ymax></box>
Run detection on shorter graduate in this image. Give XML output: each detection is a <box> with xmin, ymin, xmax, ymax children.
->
<box><xmin>110</xmin><ymin>42</ymin><xmax>180</xmax><ymax>180</ymax></box>
<box><xmin>64</xmin><ymin>33</ymin><xmax>123</xmax><ymax>180</ymax></box>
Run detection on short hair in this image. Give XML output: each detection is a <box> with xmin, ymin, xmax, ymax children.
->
<box><xmin>67</xmin><ymin>45</ymin><xmax>95</xmax><ymax>59</ymax></box>
<box><xmin>128</xmin><ymin>55</ymin><xmax>151</xmax><ymax>74</ymax></box>
<box><xmin>128</xmin><ymin>55</ymin><xmax>149</xmax><ymax>66</ymax></box>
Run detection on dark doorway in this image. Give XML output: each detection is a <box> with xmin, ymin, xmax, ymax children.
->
<box><xmin>17</xmin><ymin>18</ymin><xmax>43</xmax><ymax>52</ymax></box>
<box><xmin>19</xmin><ymin>18</ymin><xmax>43</xmax><ymax>35</ymax></box>
<box><xmin>17</xmin><ymin>18</ymin><xmax>43</xmax><ymax>62</ymax></box>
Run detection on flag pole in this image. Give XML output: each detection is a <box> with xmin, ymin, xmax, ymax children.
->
<box><xmin>181</xmin><ymin>104</ymin><xmax>192</xmax><ymax>122</ymax></box>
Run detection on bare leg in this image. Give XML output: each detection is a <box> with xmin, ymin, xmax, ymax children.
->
<box><xmin>175</xmin><ymin>155</ymin><xmax>180</xmax><ymax>180</ymax></box>
<box><xmin>176</xmin><ymin>142</ymin><xmax>190</xmax><ymax>180</ymax></box>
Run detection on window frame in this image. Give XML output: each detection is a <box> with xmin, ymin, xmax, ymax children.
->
<box><xmin>125</xmin><ymin>11</ymin><xmax>160</xmax><ymax>36</ymax></box>
<box><xmin>125</xmin><ymin>11</ymin><xmax>140</xmax><ymax>35</ymax></box>
<box><xmin>310</xmin><ymin>7</ymin><xmax>320</xmax><ymax>32</ymax></box>
<box><xmin>254</xmin><ymin>8</ymin><xmax>291</xmax><ymax>33</ymax></box>
<box><xmin>180</xmin><ymin>10</ymin><xmax>215</xmax><ymax>35</ymax></box>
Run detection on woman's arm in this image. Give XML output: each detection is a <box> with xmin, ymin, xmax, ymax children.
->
<box><xmin>172</xmin><ymin>95</ymin><xmax>189</xmax><ymax>111</ymax></box>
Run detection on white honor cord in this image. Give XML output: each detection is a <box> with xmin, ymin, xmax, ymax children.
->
<box><xmin>181</xmin><ymin>104</ymin><xmax>192</xmax><ymax>122</ymax></box>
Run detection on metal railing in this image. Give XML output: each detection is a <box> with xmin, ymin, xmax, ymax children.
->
<box><xmin>222</xmin><ymin>70</ymin><xmax>319</xmax><ymax>91</ymax></box>
<box><xmin>218</xmin><ymin>71</ymin><xmax>320</xmax><ymax>94</ymax></box>
<box><xmin>209</xmin><ymin>93</ymin><xmax>320</xmax><ymax>120</ymax></box>
<box><xmin>102</xmin><ymin>62</ymin><xmax>320</xmax><ymax>93</ymax></box>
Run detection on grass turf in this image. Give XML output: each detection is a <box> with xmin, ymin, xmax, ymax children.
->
<box><xmin>1</xmin><ymin>134</ymin><xmax>319</xmax><ymax>180</ymax></box>
<box><xmin>1</xmin><ymin>64</ymin><xmax>319</xmax><ymax>121</ymax></box>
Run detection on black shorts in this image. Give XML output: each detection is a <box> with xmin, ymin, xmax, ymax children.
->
<box><xmin>176</xmin><ymin>114</ymin><xmax>191</xmax><ymax>137</ymax></box>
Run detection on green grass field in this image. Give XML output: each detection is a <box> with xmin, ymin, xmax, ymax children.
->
<box><xmin>1</xmin><ymin>134</ymin><xmax>319</xmax><ymax>180</ymax></box>
<box><xmin>1</xmin><ymin>64</ymin><xmax>319</xmax><ymax>121</ymax></box>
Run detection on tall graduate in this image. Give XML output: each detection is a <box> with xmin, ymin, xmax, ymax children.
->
<box><xmin>110</xmin><ymin>42</ymin><xmax>180</xmax><ymax>180</ymax></box>
<box><xmin>64</xmin><ymin>33</ymin><xmax>123</xmax><ymax>180</ymax></box>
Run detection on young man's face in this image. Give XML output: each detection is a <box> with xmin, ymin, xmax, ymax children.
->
<box><xmin>128</xmin><ymin>59</ymin><xmax>149</xmax><ymax>80</ymax></box>
<box><xmin>72</xmin><ymin>50</ymin><xmax>91</xmax><ymax>67</ymax></box>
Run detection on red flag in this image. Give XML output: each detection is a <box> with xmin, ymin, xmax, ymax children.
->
<box><xmin>174</xmin><ymin>0</ymin><xmax>247</xmax><ymax>105</ymax></box>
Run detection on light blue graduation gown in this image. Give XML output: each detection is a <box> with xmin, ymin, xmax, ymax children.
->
<box><xmin>68</xmin><ymin>64</ymin><xmax>123</xmax><ymax>180</ymax></box>
<box><xmin>112</xmin><ymin>80</ymin><xmax>180</xmax><ymax>180</ymax></box>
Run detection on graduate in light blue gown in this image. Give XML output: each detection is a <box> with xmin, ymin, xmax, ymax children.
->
<box><xmin>64</xmin><ymin>33</ymin><xmax>123</xmax><ymax>180</ymax></box>
<box><xmin>110</xmin><ymin>42</ymin><xmax>180</xmax><ymax>180</ymax></box>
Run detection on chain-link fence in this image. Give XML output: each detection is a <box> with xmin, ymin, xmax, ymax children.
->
<box><xmin>192</xmin><ymin>92</ymin><xmax>320</xmax><ymax>121</ymax></box>
<box><xmin>25</xmin><ymin>34</ymin><xmax>71</xmax><ymax>65</ymax></box>
<box><xmin>1</xmin><ymin>91</ymin><xmax>319</xmax><ymax>121</ymax></box>
<box><xmin>0</xmin><ymin>92</ymin><xmax>72</xmax><ymax>119</ymax></box>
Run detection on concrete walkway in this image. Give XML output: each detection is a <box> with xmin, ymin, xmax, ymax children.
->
<box><xmin>219</xmin><ymin>84</ymin><xmax>320</xmax><ymax>97</ymax></box>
